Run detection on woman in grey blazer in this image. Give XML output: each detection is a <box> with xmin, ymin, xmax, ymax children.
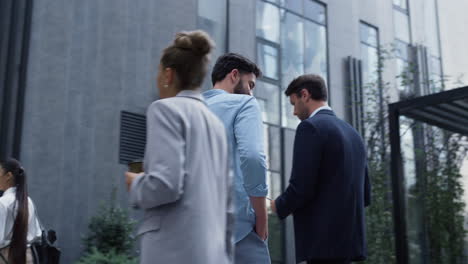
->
<box><xmin>125</xmin><ymin>31</ymin><xmax>233</xmax><ymax>264</ymax></box>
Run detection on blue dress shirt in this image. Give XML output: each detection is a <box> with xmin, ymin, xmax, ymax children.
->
<box><xmin>203</xmin><ymin>89</ymin><xmax>268</xmax><ymax>243</ymax></box>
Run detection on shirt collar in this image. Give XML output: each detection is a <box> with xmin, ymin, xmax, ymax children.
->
<box><xmin>203</xmin><ymin>89</ymin><xmax>228</xmax><ymax>96</ymax></box>
<box><xmin>3</xmin><ymin>187</ymin><xmax>16</xmax><ymax>196</ymax></box>
<box><xmin>176</xmin><ymin>89</ymin><xmax>204</xmax><ymax>102</ymax></box>
<box><xmin>309</xmin><ymin>105</ymin><xmax>332</xmax><ymax>119</ymax></box>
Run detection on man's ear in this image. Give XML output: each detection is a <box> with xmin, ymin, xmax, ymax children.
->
<box><xmin>230</xmin><ymin>69</ymin><xmax>240</xmax><ymax>83</ymax></box>
<box><xmin>300</xmin><ymin>88</ymin><xmax>309</xmax><ymax>100</ymax></box>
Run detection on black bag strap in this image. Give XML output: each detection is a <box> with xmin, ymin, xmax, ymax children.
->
<box><xmin>0</xmin><ymin>251</ymin><xmax>8</xmax><ymax>264</ymax></box>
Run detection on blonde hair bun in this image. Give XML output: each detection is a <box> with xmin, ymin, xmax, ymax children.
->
<box><xmin>174</xmin><ymin>30</ymin><xmax>214</xmax><ymax>56</ymax></box>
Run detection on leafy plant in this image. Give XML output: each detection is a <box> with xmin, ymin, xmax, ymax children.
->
<box><xmin>77</xmin><ymin>188</ymin><xmax>137</xmax><ymax>263</ymax></box>
<box><xmin>76</xmin><ymin>248</ymin><xmax>137</xmax><ymax>264</ymax></box>
<box><xmin>357</xmin><ymin>43</ymin><xmax>467</xmax><ymax>263</ymax></box>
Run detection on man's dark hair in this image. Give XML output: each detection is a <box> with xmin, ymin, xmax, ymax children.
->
<box><xmin>284</xmin><ymin>74</ymin><xmax>328</xmax><ymax>101</ymax></box>
<box><xmin>211</xmin><ymin>53</ymin><xmax>262</xmax><ymax>85</ymax></box>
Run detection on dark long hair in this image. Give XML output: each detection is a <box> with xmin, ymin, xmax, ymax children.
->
<box><xmin>0</xmin><ymin>158</ymin><xmax>29</xmax><ymax>264</ymax></box>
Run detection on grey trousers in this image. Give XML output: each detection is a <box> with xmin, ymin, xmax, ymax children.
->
<box><xmin>234</xmin><ymin>231</ymin><xmax>271</xmax><ymax>264</ymax></box>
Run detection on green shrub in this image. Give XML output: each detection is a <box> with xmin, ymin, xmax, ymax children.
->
<box><xmin>77</xmin><ymin>248</ymin><xmax>137</xmax><ymax>264</ymax></box>
<box><xmin>82</xmin><ymin>204</ymin><xmax>136</xmax><ymax>255</ymax></box>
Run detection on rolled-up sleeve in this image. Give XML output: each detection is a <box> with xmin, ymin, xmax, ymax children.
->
<box><xmin>234</xmin><ymin>97</ymin><xmax>268</xmax><ymax>197</ymax></box>
<box><xmin>129</xmin><ymin>101</ymin><xmax>186</xmax><ymax>210</ymax></box>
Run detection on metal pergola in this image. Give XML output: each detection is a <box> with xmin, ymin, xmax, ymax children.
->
<box><xmin>388</xmin><ymin>86</ymin><xmax>468</xmax><ymax>264</ymax></box>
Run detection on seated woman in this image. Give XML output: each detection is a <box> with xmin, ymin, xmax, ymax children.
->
<box><xmin>0</xmin><ymin>158</ymin><xmax>41</xmax><ymax>264</ymax></box>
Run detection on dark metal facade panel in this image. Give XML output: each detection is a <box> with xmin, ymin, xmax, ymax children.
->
<box><xmin>346</xmin><ymin>56</ymin><xmax>364</xmax><ymax>134</ymax></box>
<box><xmin>119</xmin><ymin>111</ymin><xmax>146</xmax><ymax>164</ymax></box>
<box><xmin>389</xmin><ymin>86</ymin><xmax>468</xmax><ymax>136</ymax></box>
<box><xmin>0</xmin><ymin>0</ymin><xmax>33</xmax><ymax>160</ymax></box>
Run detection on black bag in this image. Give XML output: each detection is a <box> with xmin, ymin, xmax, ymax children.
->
<box><xmin>30</xmin><ymin>230</ymin><xmax>61</xmax><ymax>264</ymax></box>
<box><xmin>30</xmin><ymin>201</ymin><xmax>61</xmax><ymax>264</ymax></box>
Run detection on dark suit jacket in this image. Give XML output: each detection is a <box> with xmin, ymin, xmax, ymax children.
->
<box><xmin>275</xmin><ymin>109</ymin><xmax>371</xmax><ymax>263</ymax></box>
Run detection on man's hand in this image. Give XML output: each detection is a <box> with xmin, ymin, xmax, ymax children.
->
<box><xmin>250</xmin><ymin>196</ymin><xmax>268</xmax><ymax>241</ymax></box>
<box><xmin>125</xmin><ymin>172</ymin><xmax>143</xmax><ymax>191</ymax></box>
<box><xmin>255</xmin><ymin>216</ymin><xmax>268</xmax><ymax>241</ymax></box>
<box><xmin>269</xmin><ymin>198</ymin><xmax>277</xmax><ymax>213</ymax></box>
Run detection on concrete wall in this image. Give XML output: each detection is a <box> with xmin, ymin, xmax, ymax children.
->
<box><xmin>21</xmin><ymin>0</ymin><xmax>197</xmax><ymax>262</ymax></box>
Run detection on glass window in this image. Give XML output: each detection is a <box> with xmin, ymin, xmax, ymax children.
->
<box><xmin>394</xmin><ymin>40</ymin><xmax>409</xmax><ymax>59</ymax></box>
<box><xmin>361</xmin><ymin>45</ymin><xmax>379</xmax><ymax>86</ymax></box>
<box><xmin>197</xmin><ymin>0</ymin><xmax>227</xmax><ymax>91</ymax></box>
<box><xmin>281</xmin><ymin>11</ymin><xmax>305</xmax><ymax>89</ymax></box>
<box><xmin>280</xmin><ymin>11</ymin><xmax>304</xmax><ymax>128</ymax></box>
<box><xmin>257</xmin><ymin>42</ymin><xmax>279</xmax><ymax>80</ymax></box>
<box><xmin>360</xmin><ymin>22</ymin><xmax>380</xmax><ymax>140</ymax></box>
<box><xmin>255</xmin><ymin>81</ymin><xmax>281</xmax><ymax>125</ymax></box>
<box><xmin>393</xmin><ymin>9</ymin><xmax>411</xmax><ymax>43</ymax></box>
<box><xmin>424</xmin><ymin>0</ymin><xmax>440</xmax><ymax>57</ymax></box>
<box><xmin>256</xmin><ymin>0</ymin><xmax>281</xmax><ymax>43</ymax></box>
<box><xmin>400</xmin><ymin>118</ymin><xmax>425</xmax><ymax>264</ymax></box>
<box><xmin>304</xmin><ymin>21</ymin><xmax>328</xmax><ymax>81</ymax></box>
<box><xmin>360</xmin><ymin>23</ymin><xmax>378</xmax><ymax>47</ymax></box>
<box><xmin>257</xmin><ymin>0</ymin><xmax>328</xmax><ymax>130</ymax></box>
<box><xmin>197</xmin><ymin>0</ymin><xmax>226</xmax><ymax>57</ymax></box>
<box><xmin>428</xmin><ymin>56</ymin><xmax>443</xmax><ymax>92</ymax></box>
<box><xmin>304</xmin><ymin>0</ymin><xmax>326</xmax><ymax>24</ymax></box>
<box><xmin>393</xmin><ymin>0</ymin><xmax>408</xmax><ymax>10</ymax></box>
<box><xmin>280</xmin><ymin>0</ymin><xmax>302</xmax><ymax>14</ymax></box>
<box><xmin>396</xmin><ymin>58</ymin><xmax>410</xmax><ymax>92</ymax></box>
<box><xmin>267</xmin><ymin>126</ymin><xmax>281</xmax><ymax>172</ymax></box>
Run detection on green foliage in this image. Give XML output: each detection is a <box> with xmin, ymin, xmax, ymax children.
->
<box><xmin>76</xmin><ymin>248</ymin><xmax>137</xmax><ymax>264</ymax></box>
<box><xmin>77</xmin><ymin>188</ymin><xmax>137</xmax><ymax>264</ymax></box>
<box><xmin>358</xmin><ymin>46</ymin><xmax>396</xmax><ymax>264</ymax></box>
<box><xmin>82</xmin><ymin>204</ymin><xmax>136</xmax><ymax>255</ymax></box>
<box><xmin>357</xmin><ymin>44</ymin><xmax>467</xmax><ymax>263</ymax></box>
<box><xmin>423</xmin><ymin>131</ymin><xmax>467</xmax><ymax>263</ymax></box>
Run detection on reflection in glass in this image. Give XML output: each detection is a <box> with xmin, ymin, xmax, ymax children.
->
<box><xmin>396</xmin><ymin>58</ymin><xmax>410</xmax><ymax>93</ymax></box>
<box><xmin>281</xmin><ymin>11</ymin><xmax>304</xmax><ymax>88</ymax></box>
<box><xmin>393</xmin><ymin>9</ymin><xmax>411</xmax><ymax>43</ymax></box>
<box><xmin>197</xmin><ymin>0</ymin><xmax>227</xmax><ymax>91</ymax></box>
<box><xmin>429</xmin><ymin>56</ymin><xmax>443</xmax><ymax>93</ymax></box>
<box><xmin>361</xmin><ymin>45</ymin><xmax>379</xmax><ymax>86</ymax></box>
<box><xmin>280</xmin><ymin>0</ymin><xmax>302</xmax><ymax>14</ymax></box>
<box><xmin>401</xmin><ymin>118</ymin><xmax>425</xmax><ymax>264</ymax></box>
<box><xmin>268</xmin><ymin>126</ymin><xmax>281</xmax><ymax>172</ymax></box>
<box><xmin>256</xmin><ymin>0</ymin><xmax>280</xmax><ymax>43</ymax></box>
<box><xmin>255</xmin><ymin>81</ymin><xmax>280</xmax><ymax>125</ymax></box>
<box><xmin>304</xmin><ymin>21</ymin><xmax>327</xmax><ymax>82</ymax></box>
<box><xmin>424</xmin><ymin>0</ymin><xmax>440</xmax><ymax>57</ymax></box>
<box><xmin>393</xmin><ymin>0</ymin><xmax>408</xmax><ymax>10</ymax></box>
<box><xmin>361</xmin><ymin>44</ymin><xmax>379</xmax><ymax>140</ymax></box>
<box><xmin>360</xmin><ymin>23</ymin><xmax>378</xmax><ymax>47</ymax></box>
<box><xmin>281</xmin><ymin>11</ymin><xmax>304</xmax><ymax>129</ymax></box>
<box><xmin>394</xmin><ymin>40</ymin><xmax>409</xmax><ymax>59</ymax></box>
<box><xmin>304</xmin><ymin>0</ymin><xmax>326</xmax><ymax>24</ymax></box>
<box><xmin>257</xmin><ymin>42</ymin><xmax>279</xmax><ymax>80</ymax></box>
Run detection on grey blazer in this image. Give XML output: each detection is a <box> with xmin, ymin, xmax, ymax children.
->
<box><xmin>130</xmin><ymin>90</ymin><xmax>233</xmax><ymax>264</ymax></box>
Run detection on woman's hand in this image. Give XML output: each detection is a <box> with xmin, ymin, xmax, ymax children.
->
<box><xmin>125</xmin><ymin>172</ymin><xmax>143</xmax><ymax>191</ymax></box>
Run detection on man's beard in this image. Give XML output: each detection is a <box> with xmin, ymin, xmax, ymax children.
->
<box><xmin>233</xmin><ymin>79</ymin><xmax>250</xmax><ymax>95</ymax></box>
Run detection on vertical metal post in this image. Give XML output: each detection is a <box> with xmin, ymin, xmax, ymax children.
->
<box><xmin>389</xmin><ymin>104</ymin><xmax>409</xmax><ymax>264</ymax></box>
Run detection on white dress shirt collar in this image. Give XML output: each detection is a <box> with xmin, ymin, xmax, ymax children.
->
<box><xmin>309</xmin><ymin>105</ymin><xmax>332</xmax><ymax>119</ymax></box>
<box><xmin>2</xmin><ymin>187</ymin><xmax>16</xmax><ymax>196</ymax></box>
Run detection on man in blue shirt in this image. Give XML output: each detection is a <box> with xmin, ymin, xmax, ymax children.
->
<box><xmin>203</xmin><ymin>53</ymin><xmax>270</xmax><ymax>264</ymax></box>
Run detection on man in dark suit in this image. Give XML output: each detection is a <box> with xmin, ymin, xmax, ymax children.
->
<box><xmin>270</xmin><ymin>74</ymin><xmax>371</xmax><ymax>264</ymax></box>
